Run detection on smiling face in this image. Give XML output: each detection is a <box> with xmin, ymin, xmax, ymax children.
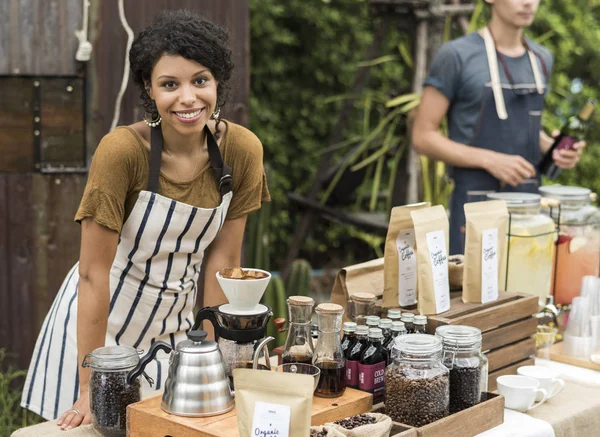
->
<box><xmin>487</xmin><ymin>0</ymin><xmax>540</xmax><ymax>28</ymax></box>
<box><xmin>146</xmin><ymin>54</ymin><xmax>218</xmax><ymax>135</ymax></box>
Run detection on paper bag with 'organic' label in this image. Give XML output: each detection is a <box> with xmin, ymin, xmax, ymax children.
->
<box><xmin>411</xmin><ymin>205</ymin><xmax>450</xmax><ymax>315</ymax></box>
<box><xmin>463</xmin><ymin>200</ymin><xmax>509</xmax><ymax>303</ymax></box>
<box><xmin>383</xmin><ymin>202</ymin><xmax>430</xmax><ymax>309</ymax></box>
<box><xmin>234</xmin><ymin>368</ymin><xmax>314</xmax><ymax>437</ymax></box>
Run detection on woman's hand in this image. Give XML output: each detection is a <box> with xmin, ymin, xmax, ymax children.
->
<box><xmin>484</xmin><ymin>151</ymin><xmax>536</xmax><ymax>187</ymax></box>
<box><xmin>57</xmin><ymin>389</ymin><xmax>92</xmax><ymax>430</ymax></box>
<box><xmin>551</xmin><ymin>129</ymin><xmax>587</xmax><ymax>169</ymax></box>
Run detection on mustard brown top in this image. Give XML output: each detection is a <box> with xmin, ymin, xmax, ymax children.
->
<box><xmin>75</xmin><ymin>120</ymin><xmax>270</xmax><ymax>233</ymax></box>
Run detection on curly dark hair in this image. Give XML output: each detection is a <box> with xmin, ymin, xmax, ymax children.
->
<box><xmin>129</xmin><ymin>9</ymin><xmax>234</xmax><ymax>124</ymax></box>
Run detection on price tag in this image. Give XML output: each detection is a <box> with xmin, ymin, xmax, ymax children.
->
<box><xmin>251</xmin><ymin>401</ymin><xmax>291</xmax><ymax>437</ymax></box>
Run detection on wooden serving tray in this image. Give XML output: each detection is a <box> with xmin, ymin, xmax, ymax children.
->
<box><xmin>540</xmin><ymin>341</ymin><xmax>600</xmax><ymax>371</ymax></box>
<box><xmin>127</xmin><ymin>388</ymin><xmax>372</xmax><ymax>437</ymax></box>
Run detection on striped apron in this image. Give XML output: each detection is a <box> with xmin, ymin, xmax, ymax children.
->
<box><xmin>21</xmin><ymin>125</ymin><xmax>233</xmax><ymax>420</ymax></box>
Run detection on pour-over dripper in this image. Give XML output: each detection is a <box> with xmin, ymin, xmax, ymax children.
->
<box><xmin>216</xmin><ymin>268</ymin><xmax>271</xmax><ymax>311</ymax></box>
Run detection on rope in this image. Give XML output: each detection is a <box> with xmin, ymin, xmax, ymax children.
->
<box><xmin>74</xmin><ymin>0</ymin><xmax>92</xmax><ymax>62</ymax></box>
<box><xmin>110</xmin><ymin>0</ymin><xmax>135</xmax><ymax>131</ymax></box>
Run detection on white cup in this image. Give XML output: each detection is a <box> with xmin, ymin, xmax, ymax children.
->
<box><xmin>497</xmin><ymin>375</ymin><xmax>549</xmax><ymax>412</ymax></box>
<box><xmin>517</xmin><ymin>366</ymin><xmax>565</xmax><ymax>400</ymax></box>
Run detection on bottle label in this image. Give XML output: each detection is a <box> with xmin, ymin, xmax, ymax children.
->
<box><xmin>396</xmin><ymin>229</ymin><xmax>418</xmax><ymax>307</ymax></box>
<box><xmin>556</xmin><ymin>135</ymin><xmax>577</xmax><ymax>151</ymax></box>
<box><xmin>481</xmin><ymin>228</ymin><xmax>499</xmax><ymax>303</ymax></box>
<box><xmin>358</xmin><ymin>361</ymin><xmax>386</xmax><ymax>394</ymax></box>
<box><xmin>346</xmin><ymin>360</ymin><xmax>359</xmax><ymax>387</ymax></box>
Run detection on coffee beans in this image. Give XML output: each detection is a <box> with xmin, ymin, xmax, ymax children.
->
<box><xmin>310</xmin><ymin>428</ymin><xmax>329</xmax><ymax>437</ymax></box>
<box><xmin>90</xmin><ymin>370</ymin><xmax>141</xmax><ymax>437</ymax></box>
<box><xmin>449</xmin><ymin>365</ymin><xmax>482</xmax><ymax>413</ymax></box>
<box><xmin>334</xmin><ymin>413</ymin><xmax>377</xmax><ymax>429</ymax></box>
<box><xmin>385</xmin><ymin>366</ymin><xmax>449</xmax><ymax>427</ymax></box>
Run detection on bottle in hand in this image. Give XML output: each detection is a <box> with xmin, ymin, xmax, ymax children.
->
<box><xmin>538</xmin><ymin>100</ymin><xmax>595</xmax><ymax>179</ymax></box>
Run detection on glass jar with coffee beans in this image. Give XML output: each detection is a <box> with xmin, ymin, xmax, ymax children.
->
<box><xmin>435</xmin><ymin>325</ymin><xmax>488</xmax><ymax>413</ymax></box>
<box><xmin>385</xmin><ymin>334</ymin><xmax>449</xmax><ymax>427</ymax></box>
<box><xmin>83</xmin><ymin>343</ymin><xmax>170</xmax><ymax>436</ymax></box>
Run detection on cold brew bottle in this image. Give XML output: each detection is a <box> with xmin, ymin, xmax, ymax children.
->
<box><xmin>346</xmin><ymin>325</ymin><xmax>368</xmax><ymax>389</ymax></box>
<box><xmin>359</xmin><ymin>328</ymin><xmax>388</xmax><ymax>403</ymax></box>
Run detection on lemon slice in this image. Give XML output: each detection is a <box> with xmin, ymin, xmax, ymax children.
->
<box><xmin>569</xmin><ymin>237</ymin><xmax>587</xmax><ymax>253</ymax></box>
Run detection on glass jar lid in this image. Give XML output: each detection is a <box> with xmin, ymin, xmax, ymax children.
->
<box><xmin>351</xmin><ymin>293</ymin><xmax>377</xmax><ymax>303</ymax></box>
<box><xmin>539</xmin><ymin>185</ymin><xmax>591</xmax><ymax>202</ymax></box>
<box><xmin>84</xmin><ymin>345</ymin><xmax>139</xmax><ymax>371</ymax></box>
<box><xmin>487</xmin><ymin>192</ymin><xmax>541</xmax><ymax>207</ymax></box>
<box><xmin>288</xmin><ymin>296</ymin><xmax>315</xmax><ymax>306</ymax></box>
<box><xmin>316</xmin><ymin>303</ymin><xmax>344</xmax><ymax>314</ymax></box>
<box><xmin>435</xmin><ymin>325</ymin><xmax>482</xmax><ymax>351</ymax></box>
<box><xmin>392</xmin><ymin>333</ymin><xmax>443</xmax><ymax>357</ymax></box>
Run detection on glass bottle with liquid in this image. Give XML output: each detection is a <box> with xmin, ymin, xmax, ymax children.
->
<box><xmin>282</xmin><ymin>296</ymin><xmax>315</xmax><ymax>365</ymax></box>
<box><xmin>359</xmin><ymin>328</ymin><xmax>388</xmax><ymax>403</ymax></box>
<box><xmin>401</xmin><ymin>313</ymin><xmax>415</xmax><ymax>333</ymax></box>
<box><xmin>346</xmin><ymin>325</ymin><xmax>368</xmax><ymax>389</ymax></box>
<box><xmin>378</xmin><ymin>318</ymin><xmax>393</xmax><ymax>345</ymax></box>
<box><xmin>414</xmin><ymin>315</ymin><xmax>428</xmax><ymax>334</ymax></box>
<box><xmin>386</xmin><ymin>321</ymin><xmax>407</xmax><ymax>362</ymax></box>
<box><xmin>313</xmin><ymin>303</ymin><xmax>346</xmax><ymax>398</ymax></box>
<box><xmin>387</xmin><ymin>309</ymin><xmax>402</xmax><ymax>323</ymax></box>
<box><xmin>366</xmin><ymin>315</ymin><xmax>380</xmax><ymax>330</ymax></box>
<box><xmin>341</xmin><ymin>322</ymin><xmax>358</xmax><ymax>358</ymax></box>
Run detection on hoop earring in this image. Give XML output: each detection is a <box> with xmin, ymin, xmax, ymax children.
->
<box><xmin>210</xmin><ymin>105</ymin><xmax>221</xmax><ymax>121</ymax></box>
<box><xmin>143</xmin><ymin>112</ymin><xmax>162</xmax><ymax>128</ymax></box>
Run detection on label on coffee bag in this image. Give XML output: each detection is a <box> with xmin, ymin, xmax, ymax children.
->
<box><xmin>252</xmin><ymin>401</ymin><xmax>291</xmax><ymax>437</ymax></box>
<box><xmin>358</xmin><ymin>361</ymin><xmax>386</xmax><ymax>395</ymax></box>
<box><xmin>426</xmin><ymin>230</ymin><xmax>450</xmax><ymax>313</ymax></box>
<box><xmin>481</xmin><ymin>228</ymin><xmax>499</xmax><ymax>303</ymax></box>
<box><xmin>396</xmin><ymin>228</ymin><xmax>417</xmax><ymax>307</ymax></box>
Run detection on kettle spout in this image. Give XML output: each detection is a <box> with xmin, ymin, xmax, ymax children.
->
<box><xmin>252</xmin><ymin>336</ymin><xmax>275</xmax><ymax>371</ymax></box>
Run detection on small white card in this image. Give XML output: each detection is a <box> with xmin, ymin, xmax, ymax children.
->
<box><xmin>251</xmin><ymin>401</ymin><xmax>291</xmax><ymax>437</ymax></box>
<box><xmin>426</xmin><ymin>230</ymin><xmax>450</xmax><ymax>313</ymax></box>
<box><xmin>481</xmin><ymin>228</ymin><xmax>499</xmax><ymax>303</ymax></box>
<box><xmin>396</xmin><ymin>229</ymin><xmax>417</xmax><ymax>307</ymax></box>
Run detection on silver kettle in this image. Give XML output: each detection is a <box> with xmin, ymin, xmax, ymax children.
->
<box><xmin>161</xmin><ymin>330</ymin><xmax>234</xmax><ymax>417</ymax></box>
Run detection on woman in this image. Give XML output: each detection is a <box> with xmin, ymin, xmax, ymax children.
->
<box><xmin>21</xmin><ymin>10</ymin><xmax>270</xmax><ymax>430</ymax></box>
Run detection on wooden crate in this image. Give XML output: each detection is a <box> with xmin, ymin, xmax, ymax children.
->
<box><xmin>381</xmin><ymin>392</ymin><xmax>504</xmax><ymax>437</ymax></box>
<box><xmin>127</xmin><ymin>388</ymin><xmax>372</xmax><ymax>437</ymax></box>
<box><xmin>411</xmin><ymin>292</ymin><xmax>539</xmax><ymax>389</ymax></box>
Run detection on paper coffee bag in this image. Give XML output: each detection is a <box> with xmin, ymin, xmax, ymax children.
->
<box><xmin>411</xmin><ymin>205</ymin><xmax>450</xmax><ymax>315</ymax></box>
<box><xmin>463</xmin><ymin>200</ymin><xmax>509</xmax><ymax>303</ymax></box>
<box><xmin>383</xmin><ymin>202</ymin><xmax>430</xmax><ymax>309</ymax></box>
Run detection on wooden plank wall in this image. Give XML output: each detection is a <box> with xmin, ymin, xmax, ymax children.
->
<box><xmin>0</xmin><ymin>0</ymin><xmax>250</xmax><ymax>370</ymax></box>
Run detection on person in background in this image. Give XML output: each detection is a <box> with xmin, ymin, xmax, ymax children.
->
<box><xmin>20</xmin><ymin>10</ymin><xmax>270</xmax><ymax>430</ymax></box>
<box><xmin>412</xmin><ymin>0</ymin><xmax>586</xmax><ymax>255</ymax></box>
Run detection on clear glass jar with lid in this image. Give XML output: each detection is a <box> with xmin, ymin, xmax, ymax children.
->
<box><xmin>385</xmin><ymin>334</ymin><xmax>449</xmax><ymax>426</ymax></box>
<box><xmin>314</xmin><ymin>303</ymin><xmax>346</xmax><ymax>398</ymax></box>
<box><xmin>487</xmin><ymin>192</ymin><xmax>556</xmax><ymax>304</ymax></box>
<box><xmin>349</xmin><ymin>293</ymin><xmax>376</xmax><ymax>325</ymax></box>
<box><xmin>539</xmin><ymin>185</ymin><xmax>600</xmax><ymax>304</ymax></box>
<box><xmin>435</xmin><ymin>325</ymin><xmax>488</xmax><ymax>413</ymax></box>
<box><xmin>282</xmin><ymin>296</ymin><xmax>315</xmax><ymax>365</ymax></box>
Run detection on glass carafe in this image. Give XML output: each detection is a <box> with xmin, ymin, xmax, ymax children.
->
<box><xmin>539</xmin><ymin>185</ymin><xmax>600</xmax><ymax>305</ymax></box>
<box><xmin>282</xmin><ymin>296</ymin><xmax>315</xmax><ymax>365</ymax></box>
<box><xmin>487</xmin><ymin>192</ymin><xmax>556</xmax><ymax>305</ymax></box>
<box><xmin>314</xmin><ymin>303</ymin><xmax>346</xmax><ymax>398</ymax></box>
<box><xmin>349</xmin><ymin>293</ymin><xmax>376</xmax><ymax>325</ymax></box>
<box><xmin>435</xmin><ymin>325</ymin><xmax>488</xmax><ymax>413</ymax></box>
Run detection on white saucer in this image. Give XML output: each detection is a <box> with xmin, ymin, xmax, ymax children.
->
<box><xmin>219</xmin><ymin>303</ymin><xmax>268</xmax><ymax>315</ymax></box>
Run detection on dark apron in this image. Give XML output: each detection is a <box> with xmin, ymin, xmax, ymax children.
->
<box><xmin>449</xmin><ymin>29</ymin><xmax>546</xmax><ymax>255</ymax></box>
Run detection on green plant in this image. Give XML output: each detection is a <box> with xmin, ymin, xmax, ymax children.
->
<box><xmin>285</xmin><ymin>259</ymin><xmax>312</xmax><ymax>297</ymax></box>
<box><xmin>0</xmin><ymin>350</ymin><xmax>43</xmax><ymax>436</ymax></box>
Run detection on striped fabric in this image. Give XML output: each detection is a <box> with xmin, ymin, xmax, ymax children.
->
<box><xmin>21</xmin><ymin>190</ymin><xmax>232</xmax><ymax>420</ymax></box>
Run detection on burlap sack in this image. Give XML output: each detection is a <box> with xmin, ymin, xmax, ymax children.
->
<box><xmin>330</xmin><ymin>258</ymin><xmax>384</xmax><ymax>322</ymax></box>
<box><xmin>310</xmin><ymin>426</ymin><xmax>347</xmax><ymax>436</ymax></box>
<box><xmin>11</xmin><ymin>422</ymin><xmax>103</xmax><ymax>437</ymax></box>
<box><xmin>325</xmin><ymin>413</ymin><xmax>393</xmax><ymax>437</ymax></box>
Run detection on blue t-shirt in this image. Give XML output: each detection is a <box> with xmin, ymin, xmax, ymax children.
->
<box><xmin>423</xmin><ymin>32</ymin><xmax>554</xmax><ymax>147</ymax></box>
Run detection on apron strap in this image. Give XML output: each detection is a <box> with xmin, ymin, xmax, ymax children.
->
<box><xmin>482</xmin><ymin>27</ymin><xmax>508</xmax><ymax>121</ymax></box>
<box><xmin>528</xmin><ymin>49</ymin><xmax>545</xmax><ymax>95</ymax></box>
<box><xmin>147</xmin><ymin>125</ymin><xmax>233</xmax><ymax>197</ymax></box>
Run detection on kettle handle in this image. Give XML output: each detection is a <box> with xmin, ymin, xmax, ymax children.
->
<box><xmin>127</xmin><ymin>341</ymin><xmax>172</xmax><ymax>385</ymax></box>
<box><xmin>192</xmin><ymin>306</ymin><xmax>218</xmax><ymax>333</ymax></box>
